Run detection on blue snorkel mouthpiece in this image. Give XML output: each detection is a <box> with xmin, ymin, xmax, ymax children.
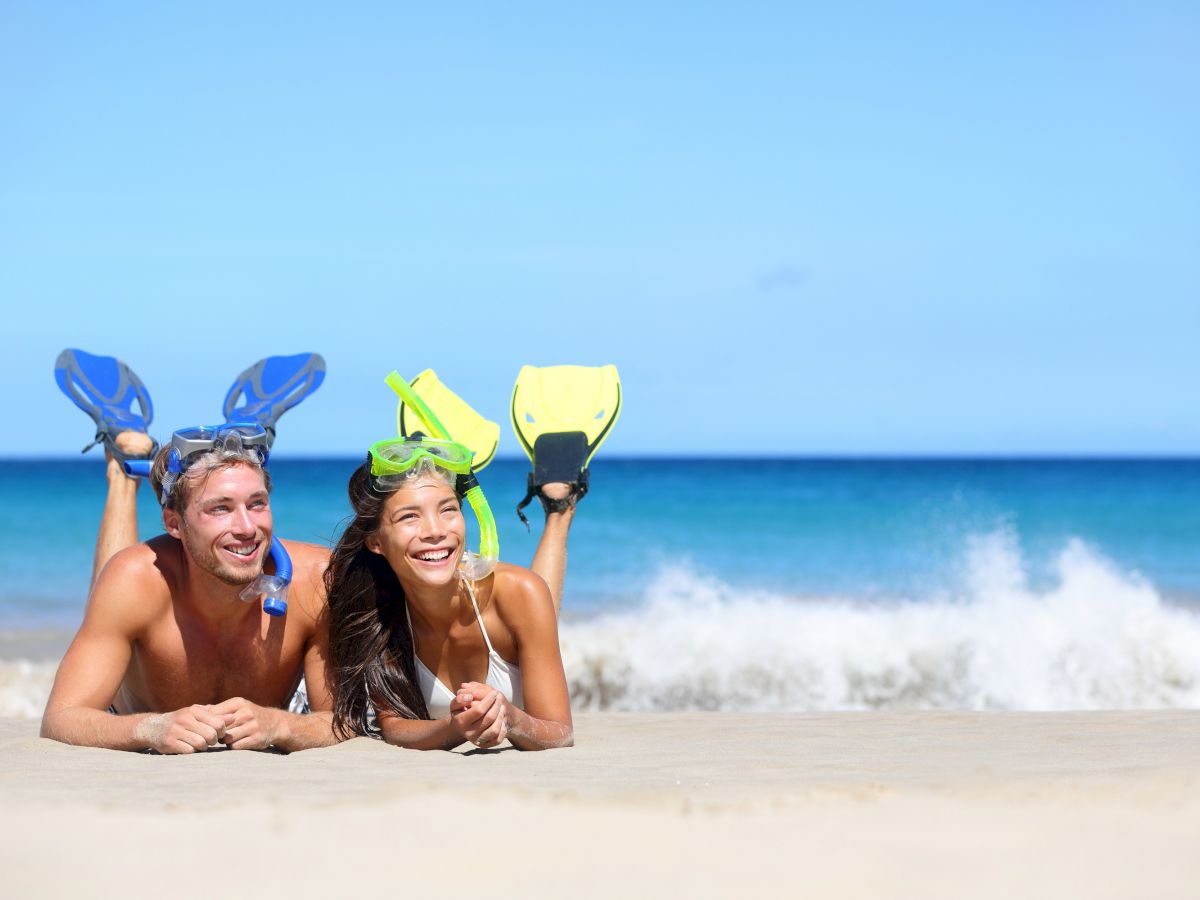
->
<box><xmin>240</xmin><ymin>536</ymin><xmax>291</xmax><ymax>617</ymax></box>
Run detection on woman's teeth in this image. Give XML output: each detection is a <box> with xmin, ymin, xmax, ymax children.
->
<box><xmin>417</xmin><ymin>549</ymin><xmax>451</xmax><ymax>562</ymax></box>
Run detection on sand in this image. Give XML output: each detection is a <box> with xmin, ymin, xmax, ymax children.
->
<box><xmin>1</xmin><ymin>711</ymin><xmax>1198</xmax><ymax>898</ymax></box>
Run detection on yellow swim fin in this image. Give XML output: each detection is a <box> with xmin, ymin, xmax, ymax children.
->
<box><xmin>510</xmin><ymin>364</ymin><xmax>621</xmax><ymax>524</ymax></box>
<box><xmin>395</xmin><ymin>369</ymin><xmax>499</xmax><ymax>471</ymax></box>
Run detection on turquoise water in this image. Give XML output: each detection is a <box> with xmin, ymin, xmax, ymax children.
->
<box><xmin>6</xmin><ymin>457</ymin><xmax>1200</xmax><ymax>625</ymax></box>
<box><xmin>4</xmin><ymin>457</ymin><xmax>1200</xmax><ymax>624</ymax></box>
<box><xmin>4</xmin><ymin>457</ymin><xmax>1200</xmax><ymax>713</ymax></box>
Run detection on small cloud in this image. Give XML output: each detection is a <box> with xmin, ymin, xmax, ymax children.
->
<box><xmin>757</xmin><ymin>265</ymin><xmax>808</xmax><ymax>292</ymax></box>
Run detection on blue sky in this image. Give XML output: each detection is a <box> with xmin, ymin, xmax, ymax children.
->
<box><xmin>2</xmin><ymin>2</ymin><xmax>1197</xmax><ymax>456</ymax></box>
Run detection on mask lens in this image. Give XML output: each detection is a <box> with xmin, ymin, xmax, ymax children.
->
<box><xmin>368</xmin><ymin>438</ymin><xmax>473</xmax><ymax>481</ymax></box>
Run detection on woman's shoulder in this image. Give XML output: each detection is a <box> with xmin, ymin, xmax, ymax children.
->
<box><xmin>487</xmin><ymin>562</ymin><xmax>555</xmax><ymax>625</ymax></box>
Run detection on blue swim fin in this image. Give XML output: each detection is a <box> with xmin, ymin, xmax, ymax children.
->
<box><xmin>223</xmin><ymin>353</ymin><xmax>326</xmax><ymax>446</ymax></box>
<box><xmin>54</xmin><ymin>348</ymin><xmax>159</xmax><ymax>466</ymax></box>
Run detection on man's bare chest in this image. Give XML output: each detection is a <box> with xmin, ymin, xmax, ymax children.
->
<box><xmin>124</xmin><ymin>610</ymin><xmax>308</xmax><ymax>710</ymax></box>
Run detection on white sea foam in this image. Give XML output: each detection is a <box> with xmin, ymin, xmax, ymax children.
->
<box><xmin>3</xmin><ymin>532</ymin><xmax>1198</xmax><ymax>717</ymax></box>
<box><xmin>0</xmin><ymin>660</ymin><xmax>57</xmax><ymax>718</ymax></box>
<box><xmin>561</xmin><ymin>530</ymin><xmax>1200</xmax><ymax>711</ymax></box>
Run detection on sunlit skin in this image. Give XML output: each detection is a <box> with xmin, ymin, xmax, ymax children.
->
<box><xmin>165</xmin><ymin>465</ymin><xmax>272</xmax><ymax>587</ymax></box>
<box><xmin>40</xmin><ymin>459</ymin><xmax>335</xmax><ymax>754</ymax></box>
<box><xmin>365</xmin><ymin>474</ymin><xmax>573</xmax><ymax>751</ymax></box>
<box><xmin>367</xmin><ymin>476</ymin><xmax>467</xmax><ymax>594</ymax></box>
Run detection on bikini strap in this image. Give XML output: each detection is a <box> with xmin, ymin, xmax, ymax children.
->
<box><xmin>461</xmin><ymin>575</ymin><xmax>498</xmax><ymax>657</ymax></box>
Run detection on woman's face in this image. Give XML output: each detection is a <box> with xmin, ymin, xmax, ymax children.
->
<box><xmin>367</xmin><ymin>476</ymin><xmax>466</xmax><ymax>590</ymax></box>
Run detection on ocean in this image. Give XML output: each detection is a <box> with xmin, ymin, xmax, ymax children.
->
<box><xmin>3</xmin><ymin>457</ymin><xmax>1200</xmax><ymax>716</ymax></box>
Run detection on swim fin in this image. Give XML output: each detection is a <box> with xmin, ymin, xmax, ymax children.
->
<box><xmin>54</xmin><ymin>348</ymin><xmax>159</xmax><ymax>466</ymax></box>
<box><xmin>223</xmin><ymin>353</ymin><xmax>326</xmax><ymax>447</ymax></box>
<box><xmin>510</xmin><ymin>364</ymin><xmax>621</xmax><ymax>526</ymax></box>
<box><xmin>393</xmin><ymin>369</ymin><xmax>500</xmax><ymax>471</ymax></box>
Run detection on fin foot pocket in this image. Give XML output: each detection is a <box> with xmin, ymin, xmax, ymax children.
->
<box><xmin>510</xmin><ymin>364</ymin><xmax>620</xmax><ymax>527</ymax></box>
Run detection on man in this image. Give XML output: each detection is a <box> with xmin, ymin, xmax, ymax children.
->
<box><xmin>41</xmin><ymin>427</ymin><xmax>335</xmax><ymax>753</ymax></box>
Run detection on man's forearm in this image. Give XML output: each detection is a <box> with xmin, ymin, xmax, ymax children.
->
<box><xmin>41</xmin><ymin>707</ymin><xmax>155</xmax><ymax>752</ymax></box>
<box><xmin>272</xmin><ymin>709</ymin><xmax>337</xmax><ymax>751</ymax></box>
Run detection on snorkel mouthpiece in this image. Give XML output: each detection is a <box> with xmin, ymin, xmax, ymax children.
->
<box><xmin>384</xmin><ymin>371</ymin><xmax>499</xmax><ymax>581</ymax></box>
<box><xmin>239</xmin><ymin>536</ymin><xmax>292</xmax><ymax>617</ymax></box>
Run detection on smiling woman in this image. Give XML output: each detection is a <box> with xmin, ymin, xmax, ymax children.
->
<box><xmin>325</xmin><ymin>438</ymin><xmax>574</xmax><ymax>752</ymax></box>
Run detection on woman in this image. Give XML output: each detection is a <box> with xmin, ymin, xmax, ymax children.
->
<box><xmin>325</xmin><ymin>437</ymin><xmax>573</xmax><ymax>751</ymax></box>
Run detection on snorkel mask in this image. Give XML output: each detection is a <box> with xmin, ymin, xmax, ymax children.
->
<box><xmin>378</xmin><ymin>372</ymin><xmax>499</xmax><ymax>581</ymax></box>
<box><xmin>368</xmin><ymin>437</ymin><xmax>474</xmax><ymax>490</ymax></box>
<box><xmin>125</xmin><ymin>425</ymin><xmax>292</xmax><ymax>617</ymax></box>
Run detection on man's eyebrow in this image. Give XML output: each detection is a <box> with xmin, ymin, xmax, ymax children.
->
<box><xmin>201</xmin><ymin>491</ymin><xmax>269</xmax><ymax>507</ymax></box>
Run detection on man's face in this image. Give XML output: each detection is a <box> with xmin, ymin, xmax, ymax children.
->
<box><xmin>166</xmin><ymin>463</ymin><xmax>273</xmax><ymax>586</ymax></box>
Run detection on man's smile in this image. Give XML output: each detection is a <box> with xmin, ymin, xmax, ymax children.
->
<box><xmin>223</xmin><ymin>540</ymin><xmax>262</xmax><ymax>561</ymax></box>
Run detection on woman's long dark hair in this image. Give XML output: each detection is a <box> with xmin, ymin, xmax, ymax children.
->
<box><xmin>326</xmin><ymin>461</ymin><xmax>430</xmax><ymax>738</ymax></box>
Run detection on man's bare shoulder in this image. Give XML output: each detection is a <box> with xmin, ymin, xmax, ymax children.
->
<box><xmin>278</xmin><ymin>538</ymin><xmax>330</xmax><ymax>585</ymax></box>
<box><xmin>277</xmin><ymin>538</ymin><xmax>331</xmax><ymax>620</ymax></box>
<box><xmin>85</xmin><ymin>537</ymin><xmax>177</xmax><ymax>629</ymax></box>
<box><xmin>278</xmin><ymin>538</ymin><xmax>330</xmax><ymax>566</ymax></box>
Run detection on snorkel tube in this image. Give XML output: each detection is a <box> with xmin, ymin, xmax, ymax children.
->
<box><xmin>385</xmin><ymin>372</ymin><xmax>499</xmax><ymax>581</ymax></box>
<box><xmin>123</xmin><ymin>458</ymin><xmax>153</xmax><ymax>479</ymax></box>
<box><xmin>123</xmin><ymin>431</ymin><xmax>292</xmax><ymax>617</ymax></box>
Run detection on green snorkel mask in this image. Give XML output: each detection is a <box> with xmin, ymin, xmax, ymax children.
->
<box><xmin>368</xmin><ymin>437</ymin><xmax>473</xmax><ymax>489</ymax></box>
<box><xmin>376</xmin><ymin>372</ymin><xmax>499</xmax><ymax>582</ymax></box>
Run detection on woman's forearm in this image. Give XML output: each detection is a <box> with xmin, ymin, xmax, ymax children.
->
<box><xmin>506</xmin><ymin>707</ymin><xmax>574</xmax><ymax>751</ymax></box>
<box><xmin>380</xmin><ymin>715</ymin><xmax>467</xmax><ymax>751</ymax></box>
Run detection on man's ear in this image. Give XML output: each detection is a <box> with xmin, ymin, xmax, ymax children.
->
<box><xmin>163</xmin><ymin>507</ymin><xmax>183</xmax><ymax>539</ymax></box>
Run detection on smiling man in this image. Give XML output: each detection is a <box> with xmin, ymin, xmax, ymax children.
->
<box><xmin>40</xmin><ymin>426</ymin><xmax>335</xmax><ymax>753</ymax></box>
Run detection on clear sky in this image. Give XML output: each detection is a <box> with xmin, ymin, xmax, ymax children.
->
<box><xmin>2</xmin><ymin>2</ymin><xmax>1197</xmax><ymax>457</ymax></box>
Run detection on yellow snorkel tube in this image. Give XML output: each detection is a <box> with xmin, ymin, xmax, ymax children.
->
<box><xmin>385</xmin><ymin>372</ymin><xmax>499</xmax><ymax>581</ymax></box>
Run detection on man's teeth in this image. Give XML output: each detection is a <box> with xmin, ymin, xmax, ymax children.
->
<box><xmin>227</xmin><ymin>545</ymin><xmax>256</xmax><ymax>557</ymax></box>
<box><xmin>417</xmin><ymin>549</ymin><xmax>451</xmax><ymax>562</ymax></box>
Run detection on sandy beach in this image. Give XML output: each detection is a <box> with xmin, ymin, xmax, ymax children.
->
<box><xmin>1</xmin><ymin>711</ymin><xmax>1197</xmax><ymax>898</ymax></box>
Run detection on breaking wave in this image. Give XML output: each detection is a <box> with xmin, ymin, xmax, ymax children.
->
<box><xmin>4</xmin><ymin>532</ymin><xmax>1199</xmax><ymax>717</ymax></box>
<box><xmin>0</xmin><ymin>660</ymin><xmax>57</xmax><ymax>718</ymax></box>
<box><xmin>561</xmin><ymin>531</ymin><xmax>1200</xmax><ymax>711</ymax></box>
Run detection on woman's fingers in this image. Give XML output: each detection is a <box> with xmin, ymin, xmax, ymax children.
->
<box><xmin>471</xmin><ymin>696</ymin><xmax>509</xmax><ymax>748</ymax></box>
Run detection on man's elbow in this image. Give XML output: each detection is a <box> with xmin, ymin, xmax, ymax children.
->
<box><xmin>39</xmin><ymin>707</ymin><xmax>67</xmax><ymax>742</ymax></box>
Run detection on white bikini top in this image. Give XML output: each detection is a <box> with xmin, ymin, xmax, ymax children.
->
<box><xmin>411</xmin><ymin>578</ymin><xmax>523</xmax><ymax>719</ymax></box>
